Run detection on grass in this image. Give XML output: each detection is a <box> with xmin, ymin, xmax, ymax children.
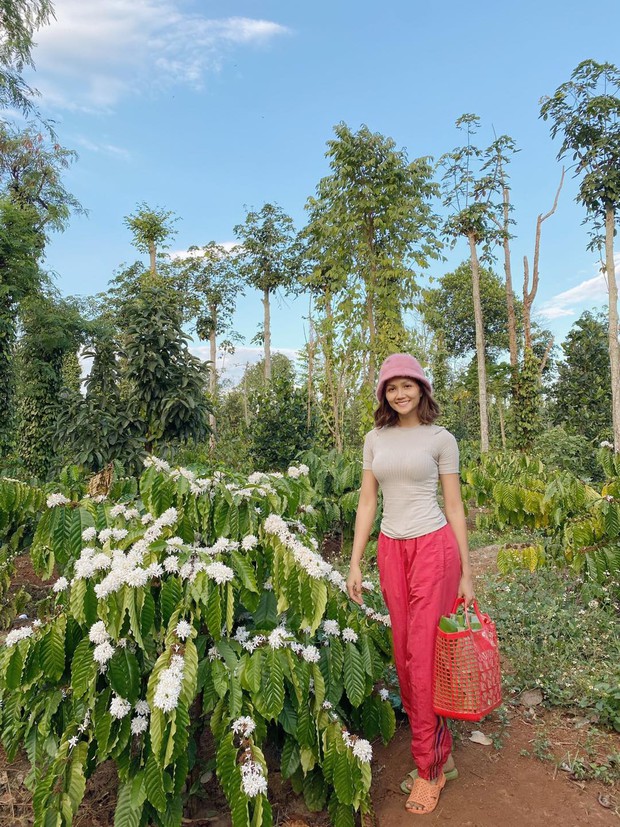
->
<box><xmin>477</xmin><ymin>566</ymin><xmax>620</xmax><ymax>731</ymax></box>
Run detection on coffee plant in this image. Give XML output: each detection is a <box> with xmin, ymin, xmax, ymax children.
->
<box><xmin>0</xmin><ymin>459</ymin><xmax>395</xmax><ymax>827</ymax></box>
<box><xmin>463</xmin><ymin>446</ymin><xmax>620</xmax><ymax>590</ymax></box>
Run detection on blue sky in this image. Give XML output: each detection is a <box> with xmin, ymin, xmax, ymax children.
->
<box><xmin>17</xmin><ymin>0</ymin><xmax>620</xmax><ymax>379</ymax></box>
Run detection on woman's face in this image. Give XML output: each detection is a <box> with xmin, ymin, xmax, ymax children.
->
<box><xmin>384</xmin><ymin>376</ymin><xmax>422</xmax><ymax>419</ymax></box>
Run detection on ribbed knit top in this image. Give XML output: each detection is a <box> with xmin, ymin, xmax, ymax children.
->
<box><xmin>362</xmin><ymin>424</ymin><xmax>459</xmax><ymax>539</ymax></box>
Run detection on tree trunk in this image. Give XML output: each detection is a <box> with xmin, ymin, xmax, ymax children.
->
<box><xmin>209</xmin><ymin>305</ymin><xmax>217</xmax><ymax>450</ymax></box>
<box><xmin>307</xmin><ymin>301</ymin><xmax>314</xmax><ymax>430</ymax></box>
<box><xmin>149</xmin><ymin>241</ymin><xmax>156</xmax><ymax>277</ymax></box>
<box><xmin>468</xmin><ymin>233</ymin><xmax>490</xmax><ymax>453</ymax></box>
<box><xmin>263</xmin><ymin>288</ymin><xmax>271</xmax><ymax>381</ymax></box>
<box><xmin>501</xmin><ymin>187</ymin><xmax>518</xmax><ymax>369</ymax></box>
<box><xmin>606</xmin><ymin>206</ymin><xmax>620</xmax><ymax>452</ymax></box>
<box><xmin>498</xmin><ymin>399</ymin><xmax>506</xmax><ymax>449</ymax></box>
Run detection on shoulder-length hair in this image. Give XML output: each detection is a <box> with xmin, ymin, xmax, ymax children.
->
<box><xmin>373</xmin><ymin>381</ymin><xmax>441</xmax><ymax>429</ymax></box>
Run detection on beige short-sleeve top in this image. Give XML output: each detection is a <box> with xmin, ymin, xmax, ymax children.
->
<box><xmin>362</xmin><ymin>424</ymin><xmax>459</xmax><ymax>539</ymax></box>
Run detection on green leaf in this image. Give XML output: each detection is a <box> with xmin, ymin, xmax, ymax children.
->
<box><xmin>145</xmin><ymin>753</ymin><xmax>167</xmax><ymax>812</ymax></box>
<box><xmin>333</xmin><ymin>751</ymin><xmax>354</xmax><ymax>805</ymax></box>
<box><xmin>114</xmin><ymin>780</ymin><xmax>142</xmax><ymax>827</ymax></box>
<box><xmin>231</xmin><ymin>550</ymin><xmax>258</xmax><ymax>593</ymax></box>
<box><xmin>41</xmin><ymin>619</ymin><xmax>66</xmax><ymax>682</ymax></box>
<box><xmin>6</xmin><ymin>644</ymin><xmax>24</xmax><ymax>690</ymax></box>
<box><xmin>303</xmin><ymin>769</ymin><xmax>328</xmax><ymax>812</ymax></box>
<box><xmin>281</xmin><ymin>737</ymin><xmax>301</xmax><ymax>779</ymax></box>
<box><xmin>206</xmin><ymin>586</ymin><xmax>222</xmax><ymax>640</ymax></box>
<box><xmin>255</xmin><ymin>648</ymin><xmax>284</xmax><ymax>719</ymax></box>
<box><xmin>71</xmin><ymin>637</ymin><xmax>97</xmax><ymax>698</ymax></box>
<box><xmin>109</xmin><ymin>649</ymin><xmax>141</xmax><ymax>703</ymax></box>
<box><xmin>161</xmin><ymin>577</ymin><xmax>182</xmax><ymax>628</ymax></box>
<box><xmin>140</xmin><ymin>589</ymin><xmax>156</xmax><ymax>638</ymax></box>
<box><xmin>343</xmin><ymin>643</ymin><xmax>365</xmax><ymax>707</ymax></box>
<box><xmin>379</xmin><ymin>699</ymin><xmax>396</xmax><ymax>744</ymax></box>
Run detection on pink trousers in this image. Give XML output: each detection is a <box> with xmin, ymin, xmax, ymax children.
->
<box><xmin>377</xmin><ymin>523</ymin><xmax>461</xmax><ymax>780</ymax></box>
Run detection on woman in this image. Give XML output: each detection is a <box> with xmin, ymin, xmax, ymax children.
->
<box><xmin>346</xmin><ymin>353</ymin><xmax>474</xmax><ymax>815</ymax></box>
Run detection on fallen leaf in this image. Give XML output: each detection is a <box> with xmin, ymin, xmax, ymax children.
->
<box><xmin>598</xmin><ymin>794</ymin><xmax>612</xmax><ymax>809</ymax></box>
<box><xmin>519</xmin><ymin>688</ymin><xmax>543</xmax><ymax>706</ymax></box>
<box><xmin>469</xmin><ymin>730</ymin><xmax>493</xmax><ymax>746</ymax></box>
<box><xmin>559</xmin><ymin>762</ymin><xmax>572</xmax><ymax>772</ymax></box>
<box><xmin>0</xmin><ymin>771</ymin><xmax>8</xmax><ymax>785</ymax></box>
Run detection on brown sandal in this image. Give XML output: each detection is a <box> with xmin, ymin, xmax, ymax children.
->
<box><xmin>405</xmin><ymin>772</ymin><xmax>446</xmax><ymax>815</ymax></box>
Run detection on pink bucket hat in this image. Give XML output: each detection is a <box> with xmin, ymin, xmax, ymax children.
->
<box><xmin>376</xmin><ymin>353</ymin><xmax>432</xmax><ymax>401</ymax></box>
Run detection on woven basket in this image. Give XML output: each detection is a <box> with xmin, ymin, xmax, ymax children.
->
<box><xmin>432</xmin><ymin>598</ymin><xmax>502</xmax><ymax>721</ymax></box>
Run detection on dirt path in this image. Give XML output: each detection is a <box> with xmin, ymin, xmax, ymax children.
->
<box><xmin>371</xmin><ymin>713</ymin><xmax>619</xmax><ymax>826</ymax></box>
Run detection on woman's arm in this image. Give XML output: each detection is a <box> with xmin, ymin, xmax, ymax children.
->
<box><xmin>440</xmin><ymin>473</ymin><xmax>475</xmax><ymax>605</ymax></box>
<box><xmin>346</xmin><ymin>470</ymin><xmax>379</xmax><ymax>605</ymax></box>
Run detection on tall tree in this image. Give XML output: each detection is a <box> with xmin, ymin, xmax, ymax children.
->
<box><xmin>0</xmin><ymin>0</ymin><xmax>54</xmax><ymax>112</ymax></box>
<box><xmin>439</xmin><ymin>115</ymin><xmax>512</xmax><ymax>452</ymax></box>
<box><xmin>233</xmin><ymin>202</ymin><xmax>299</xmax><ymax>380</ymax></box>
<box><xmin>421</xmin><ymin>262</ymin><xmax>516</xmax><ymax>358</ymax></box>
<box><xmin>541</xmin><ymin>60</ymin><xmax>620</xmax><ymax>451</ymax></box>
<box><xmin>0</xmin><ymin>124</ymin><xmax>81</xmax><ymax>457</ymax></box>
<box><xmin>124</xmin><ymin>203</ymin><xmax>178</xmax><ymax>280</ymax></box>
<box><xmin>120</xmin><ymin>286</ymin><xmax>212</xmax><ymax>454</ymax></box>
<box><xmin>16</xmin><ymin>295</ymin><xmax>85</xmax><ymax>477</ymax></box>
<box><xmin>180</xmin><ymin>242</ymin><xmax>243</xmax><ymax>439</ymax></box>
<box><xmin>304</xmin><ymin>122</ymin><xmax>439</xmax><ymax>394</ymax></box>
<box><xmin>551</xmin><ymin>310</ymin><xmax>611</xmax><ymax>442</ymax></box>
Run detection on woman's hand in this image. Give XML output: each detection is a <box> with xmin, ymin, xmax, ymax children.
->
<box><xmin>346</xmin><ymin>563</ymin><xmax>364</xmax><ymax>605</ymax></box>
<box><xmin>458</xmin><ymin>572</ymin><xmax>475</xmax><ymax>606</ymax></box>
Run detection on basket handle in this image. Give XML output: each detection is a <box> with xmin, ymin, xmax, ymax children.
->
<box><xmin>450</xmin><ymin>597</ymin><xmax>485</xmax><ymax>628</ymax></box>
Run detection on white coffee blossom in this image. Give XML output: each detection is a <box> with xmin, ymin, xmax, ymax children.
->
<box><xmin>153</xmin><ymin>655</ymin><xmax>185</xmax><ymax>712</ymax></box>
<box><xmin>111</xmin><ymin>528</ymin><xmax>128</xmax><ymax>541</ymax></box>
<box><xmin>322</xmin><ymin>620</ymin><xmax>340</xmax><ymax>637</ymax></box>
<box><xmin>141</xmin><ymin>513</ymin><xmax>154</xmax><ymax>525</ymax></box>
<box><xmin>322</xmin><ymin>700</ymin><xmax>333</xmax><ymax>710</ymax></box>
<box><xmin>125</xmin><ymin>508</ymin><xmax>140</xmax><ymax>520</ymax></box>
<box><xmin>179</xmin><ymin>562</ymin><xmax>193</xmax><ymax>580</ymax></box>
<box><xmin>342</xmin><ymin>627</ymin><xmax>358</xmax><ymax>644</ymax></box>
<box><xmin>68</xmin><ymin>735</ymin><xmax>80</xmax><ymax>749</ymax></box>
<box><xmin>287</xmin><ymin>466</ymin><xmax>302</xmax><ymax>479</ymax></box>
<box><xmin>361</xmin><ymin>580</ymin><xmax>374</xmax><ymax>592</ymax></box>
<box><xmin>81</xmin><ymin>526</ymin><xmax>97</xmax><ymax>542</ymax></box>
<box><xmin>135</xmin><ymin>700</ymin><xmax>150</xmax><ymax>716</ymax></box>
<box><xmin>379</xmin><ymin>688</ymin><xmax>390</xmax><ymax>701</ymax></box>
<box><xmin>600</xmin><ymin>440</ymin><xmax>614</xmax><ymax>449</ymax></box>
<box><xmin>166</xmin><ymin>536</ymin><xmax>184</xmax><ymax>547</ymax></box>
<box><xmin>109</xmin><ymin>695</ymin><xmax>132</xmax><ymax>719</ymax></box>
<box><xmin>267</xmin><ymin>626</ymin><xmax>289</xmax><ymax>649</ymax></box>
<box><xmin>124</xmin><ymin>568</ymin><xmax>149</xmax><ymax>588</ymax></box>
<box><xmin>204</xmin><ymin>562</ymin><xmax>234</xmax><ymax>585</ymax></box>
<box><xmin>233</xmin><ymin>626</ymin><xmax>249</xmax><ymax>643</ymax></box>
<box><xmin>46</xmin><ymin>493</ymin><xmax>70</xmax><ymax>508</ymax></box>
<box><xmin>175</xmin><ymin>620</ymin><xmax>193</xmax><ymax>640</ymax></box>
<box><xmin>131</xmin><ymin>716</ymin><xmax>149</xmax><ymax>735</ymax></box>
<box><xmin>147</xmin><ymin>563</ymin><xmax>164</xmax><ymax>578</ymax></box>
<box><xmin>89</xmin><ymin>621</ymin><xmax>110</xmax><ymax>645</ymax></box>
<box><xmin>241</xmin><ymin>535</ymin><xmax>258</xmax><ymax>551</ymax></box>
<box><xmin>163</xmin><ymin>555</ymin><xmax>180</xmax><ymax>573</ymax></box>
<box><xmin>158</xmin><ymin>508</ymin><xmax>178</xmax><ymax>527</ymax></box>
<box><xmin>98</xmin><ymin>528</ymin><xmax>114</xmax><ymax>544</ymax></box>
<box><xmin>231</xmin><ymin>716</ymin><xmax>256</xmax><ymax>738</ymax></box>
<box><xmin>52</xmin><ymin>577</ymin><xmax>69</xmax><ymax>593</ymax></box>
<box><xmin>93</xmin><ymin>641</ymin><xmax>115</xmax><ymax>665</ymax></box>
<box><xmin>240</xmin><ymin>761</ymin><xmax>268</xmax><ymax>797</ymax></box>
<box><xmin>109</xmin><ymin>504</ymin><xmax>127</xmax><ymax>518</ymax></box>
<box><xmin>4</xmin><ymin>626</ymin><xmax>33</xmax><ymax>646</ymax></box>
<box><xmin>91</xmin><ymin>553</ymin><xmax>112</xmax><ymax>572</ymax></box>
<box><xmin>302</xmin><ymin>645</ymin><xmax>321</xmax><ymax>663</ymax></box>
<box><xmin>352</xmin><ymin>738</ymin><xmax>373</xmax><ymax>763</ymax></box>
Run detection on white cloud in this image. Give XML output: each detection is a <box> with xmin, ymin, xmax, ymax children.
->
<box><xmin>72</xmin><ymin>135</ymin><xmax>131</xmax><ymax>160</ymax></box>
<box><xmin>190</xmin><ymin>344</ymin><xmax>300</xmax><ymax>385</ymax></box>
<box><xmin>30</xmin><ymin>1</ymin><xmax>290</xmax><ymax>111</ymax></box>
<box><xmin>537</xmin><ymin>255</ymin><xmax>619</xmax><ymax>321</ymax></box>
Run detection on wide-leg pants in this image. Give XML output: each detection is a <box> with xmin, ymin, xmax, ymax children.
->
<box><xmin>377</xmin><ymin>523</ymin><xmax>461</xmax><ymax>780</ymax></box>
